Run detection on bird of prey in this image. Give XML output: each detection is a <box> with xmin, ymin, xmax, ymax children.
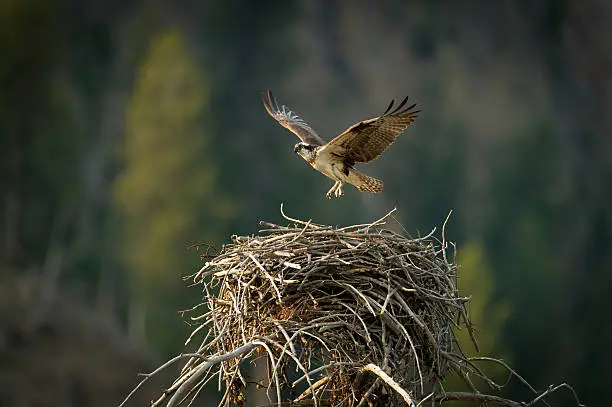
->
<box><xmin>262</xmin><ymin>90</ymin><xmax>419</xmax><ymax>198</ymax></box>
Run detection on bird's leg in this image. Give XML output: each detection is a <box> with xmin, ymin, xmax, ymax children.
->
<box><xmin>326</xmin><ymin>181</ymin><xmax>340</xmax><ymax>199</ymax></box>
<box><xmin>334</xmin><ymin>182</ymin><xmax>344</xmax><ymax>198</ymax></box>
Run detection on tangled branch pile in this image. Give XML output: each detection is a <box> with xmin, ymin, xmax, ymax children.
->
<box><xmin>120</xmin><ymin>208</ymin><xmax>582</xmax><ymax>407</ymax></box>
<box><xmin>169</xmin><ymin>209</ymin><xmax>476</xmax><ymax>407</ymax></box>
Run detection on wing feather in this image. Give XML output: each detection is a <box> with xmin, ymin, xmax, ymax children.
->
<box><xmin>324</xmin><ymin>97</ymin><xmax>419</xmax><ymax>163</ymax></box>
<box><xmin>261</xmin><ymin>90</ymin><xmax>325</xmax><ymax>146</ymax></box>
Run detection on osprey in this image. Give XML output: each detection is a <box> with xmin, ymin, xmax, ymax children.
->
<box><xmin>262</xmin><ymin>90</ymin><xmax>419</xmax><ymax>198</ymax></box>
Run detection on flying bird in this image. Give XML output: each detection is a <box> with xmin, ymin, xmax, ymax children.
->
<box><xmin>262</xmin><ymin>90</ymin><xmax>419</xmax><ymax>198</ymax></box>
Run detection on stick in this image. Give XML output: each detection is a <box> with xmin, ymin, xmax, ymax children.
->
<box><xmin>118</xmin><ymin>353</ymin><xmax>207</xmax><ymax>407</ymax></box>
<box><xmin>427</xmin><ymin>391</ymin><xmax>523</xmax><ymax>406</ymax></box>
<box><xmin>361</xmin><ymin>363</ymin><xmax>416</xmax><ymax>407</ymax></box>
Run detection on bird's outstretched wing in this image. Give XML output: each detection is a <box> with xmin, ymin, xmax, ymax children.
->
<box><xmin>262</xmin><ymin>90</ymin><xmax>325</xmax><ymax>146</ymax></box>
<box><xmin>324</xmin><ymin>97</ymin><xmax>419</xmax><ymax>163</ymax></box>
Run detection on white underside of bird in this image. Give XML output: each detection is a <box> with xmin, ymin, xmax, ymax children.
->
<box><xmin>298</xmin><ymin>144</ymin><xmax>383</xmax><ymax>198</ymax></box>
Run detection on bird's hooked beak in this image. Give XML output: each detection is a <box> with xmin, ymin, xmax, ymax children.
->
<box><xmin>294</xmin><ymin>144</ymin><xmax>301</xmax><ymax>154</ymax></box>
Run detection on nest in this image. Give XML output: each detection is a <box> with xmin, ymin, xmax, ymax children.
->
<box><xmin>172</xmin><ymin>209</ymin><xmax>472</xmax><ymax>407</ymax></box>
<box><xmin>120</xmin><ymin>209</ymin><xmax>581</xmax><ymax>407</ymax></box>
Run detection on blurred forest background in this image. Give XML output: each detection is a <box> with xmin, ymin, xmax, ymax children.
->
<box><xmin>1</xmin><ymin>1</ymin><xmax>610</xmax><ymax>406</ymax></box>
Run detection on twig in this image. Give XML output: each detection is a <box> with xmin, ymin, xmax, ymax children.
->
<box><xmin>361</xmin><ymin>364</ymin><xmax>416</xmax><ymax>407</ymax></box>
<box><xmin>427</xmin><ymin>391</ymin><xmax>523</xmax><ymax>406</ymax></box>
<box><xmin>118</xmin><ymin>353</ymin><xmax>207</xmax><ymax>407</ymax></box>
<box><xmin>526</xmin><ymin>383</ymin><xmax>584</xmax><ymax>407</ymax></box>
<box><xmin>280</xmin><ymin>202</ymin><xmax>313</xmax><ymax>227</ymax></box>
<box><xmin>165</xmin><ymin>342</ymin><xmax>259</xmax><ymax>407</ymax></box>
<box><xmin>294</xmin><ymin>376</ymin><xmax>330</xmax><ymax>402</ymax></box>
<box><xmin>355</xmin><ymin>378</ymin><xmax>380</xmax><ymax>407</ymax></box>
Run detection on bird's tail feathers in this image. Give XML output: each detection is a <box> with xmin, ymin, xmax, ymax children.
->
<box><xmin>348</xmin><ymin>170</ymin><xmax>383</xmax><ymax>193</ymax></box>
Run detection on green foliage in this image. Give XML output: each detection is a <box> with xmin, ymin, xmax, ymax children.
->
<box><xmin>443</xmin><ymin>242</ymin><xmax>510</xmax><ymax>395</ymax></box>
<box><xmin>390</xmin><ymin>114</ymin><xmax>468</xmax><ymax>235</ymax></box>
<box><xmin>0</xmin><ymin>0</ymin><xmax>81</xmax><ymax>268</ymax></box>
<box><xmin>484</xmin><ymin>120</ymin><xmax>571</xmax><ymax>398</ymax></box>
<box><xmin>114</xmin><ymin>28</ymin><xmax>232</xmax><ymax>352</ymax></box>
<box><xmin>457</xmin><ymin>242</ymin><xmax>510</xmax><ymax>357</ymax></box>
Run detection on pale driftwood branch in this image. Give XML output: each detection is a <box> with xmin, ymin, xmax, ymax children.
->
<box><xmin>361</xmin><ymin>363</ymin><xmax>416</xmax><ymax>407</ymax></box>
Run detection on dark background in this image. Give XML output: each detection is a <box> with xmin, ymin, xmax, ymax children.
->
<box><xmin>1</xmin><ymin>1</ymin><xmax>610</xmax><ymax>406</ymax></box>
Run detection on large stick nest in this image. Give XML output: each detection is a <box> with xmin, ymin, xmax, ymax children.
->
<box><xmin>178</xmin><ymin>209</ymin><xmax>473</xmax><ymax>407</ymax></box>
<box><xmin>120</xmin><ymin>210</ymin><xmax>582</xmax><ymax>407</ymax></box>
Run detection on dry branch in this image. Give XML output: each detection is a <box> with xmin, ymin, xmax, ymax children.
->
<box><xmin>120</xmin><ymin>207</ymin><xmax>582</xmax><ymax>407</ymax></box>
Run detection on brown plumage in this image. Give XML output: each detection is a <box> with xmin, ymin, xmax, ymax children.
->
<box><xmin>262</xmin><ymin>90</ymin><xmax>419</xmax><ymax>198</ymax></box>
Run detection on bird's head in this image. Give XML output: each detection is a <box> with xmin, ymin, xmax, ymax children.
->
<box><xmin>294</xmin><ymin>142</ymin><xmax>306</xmax><ymax>154</ymax></box>
<box><xmin>294</xmin><ymin>142</ymin><xmax>316</xmax><ymax>162</ymax></box>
